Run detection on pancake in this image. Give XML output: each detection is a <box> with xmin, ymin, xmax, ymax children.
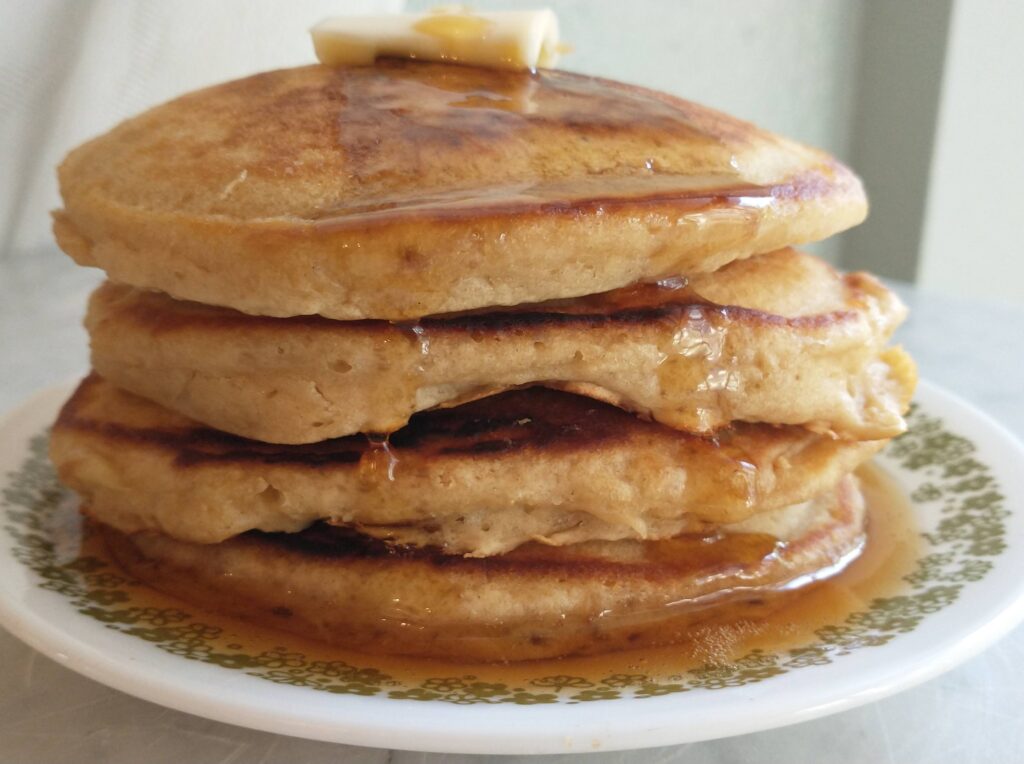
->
<box><xmin>87</xmin><ymin>249</ymin><xmax>914</xmax><ymax>444</ymax></box>
<box><xmin>55</xmin><ymin>61</ymin><xmax>866</xmax><ymax>321</ymax></box>
<box><xmin>50</xmin><ymin>375</ymin><xmax>884</xmax><ymax>556</ymax></box>
<box><xmin>98</xmin><ymin>475</ymin><xmax>866</xmax><ymax>661</ymax></box>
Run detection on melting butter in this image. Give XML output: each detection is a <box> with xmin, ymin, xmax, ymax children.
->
<box><xmin>311</xmin><ymin>8</ymin><xmax>563</xmax><ymax>71</ymax></box>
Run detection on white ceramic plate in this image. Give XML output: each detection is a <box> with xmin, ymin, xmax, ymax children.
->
<box><xmin>1</xmin><ymin>380</ymin><xmax>1023</xmax><ymax>755</ymax></box>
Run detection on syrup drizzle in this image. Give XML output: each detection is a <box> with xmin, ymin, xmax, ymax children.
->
<box><xmin>314</xmin><ymin>60</ymin><xmax>776</xmax><ymax>227</ymax></box>
<box><xmin>362</xmin><ymin>434</ymin><xmax>399</xmax><ymax>481</ymax></box>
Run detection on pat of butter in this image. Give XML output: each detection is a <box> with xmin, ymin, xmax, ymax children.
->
<box><xmin>311</xmin><ymin>8</ymin><xmax>563</xmax><ymax>71</ymax></box>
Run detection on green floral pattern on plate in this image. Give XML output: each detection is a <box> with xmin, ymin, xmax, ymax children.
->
<box><xmin>1</xmin><ymin>404</ymin><xmax>1008</xmax><ymax>704</ymax></box>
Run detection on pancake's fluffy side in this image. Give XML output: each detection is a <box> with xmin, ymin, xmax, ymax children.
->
<box><xmin>87</xmin><ymin>249</ymin><xmax>915</xmax><ymax>444</ymax></box>
<box><xmin>50</xmin><ymin>375</ymin><xmax>884</xmax><ymax>555</ymax></box>
<box><xmin>347</xmin><ymin>483</ymin><xmax>829</xmax><ymax>557</ymax></box>
<box><xmin>100</xmin><ymin>475</ymin><xmax>866</xmax><ymax>661</ymax></box>
<box><xmin>55</xmin><ymin>61</ymin><xmax>865</xmax><ymax>320</ymax></box>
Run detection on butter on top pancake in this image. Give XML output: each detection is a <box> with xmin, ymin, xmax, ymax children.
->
<box><xmin>50</xmin><ymin>375</ymin><xmax>883</xmax><ymax>557</ymax></box>
<box><xmin>99</xmin><ymin>475</ymin><xmax>866</xmax><ymax>661</ymax></box>
<box><xmin>55</xmin><ymin>61</ymin><xmax>866</xmax><ymax>321</ymax></box>
<box><xmin>87</xmin><ymin>249</ymin><xmax>914</xmax><ymax>444</ymax></box>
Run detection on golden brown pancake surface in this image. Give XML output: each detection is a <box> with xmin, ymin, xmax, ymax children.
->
<box><xmin>50</xmin><ymin>375</ymin><xmax>884</xmax><ymax>556</ymax></box>
<box><xmin>87</xmin><ymin>249</ymin><xmax>914</xmax><ymax>443</ymax></box>
<box><xmin>56</xmin><ymin>61</ymin><xmax>866</xmax><ymax>320</ymax></box>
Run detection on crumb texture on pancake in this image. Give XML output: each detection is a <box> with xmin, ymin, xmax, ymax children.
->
<box><xmin>50</xmin><ymin>375</ymin><xmax>883</xmax><ymax>555</ymax></box>
<box><xmin>99</xmin><ymin>476</ymin><xmax>866</xmax><ymax>661</ymax></box>
<box><xmin>87</xmin><ymin>249</ymin><xmax>915</xmax><ymax>443</ymax></box>
<box><xmin>349</xmin><ymin>493</ymin><xmax>822</xmax><ymax>557</ymax></box>
<box><xmin>56</xmin><ymin>61</ymin><xmax>865</xmax><ymax>319</ymax></box>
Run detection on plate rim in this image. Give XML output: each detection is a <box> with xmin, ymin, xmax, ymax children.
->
<box><xmin>1</xmin><ymin>379</ymin><xmax>1024</xmax><ymax>754</ymax></box>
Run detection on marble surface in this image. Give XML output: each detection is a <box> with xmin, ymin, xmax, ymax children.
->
<box><xmin>2</xmin><ymin>252</ymin><xmax>1024</xmax><ymax>763</ymax></box>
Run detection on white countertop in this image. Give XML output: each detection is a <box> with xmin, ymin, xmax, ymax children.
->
<box><xmin>2</xmin><ymin>251</ymin><xmax>1023</xmax><ymax>763</ymax></box>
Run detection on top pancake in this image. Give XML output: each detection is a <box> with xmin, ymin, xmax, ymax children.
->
<box><xmin>55</xmin><ymin>61</ymin><xmax>866</xmax><ymax>320</ymax></box>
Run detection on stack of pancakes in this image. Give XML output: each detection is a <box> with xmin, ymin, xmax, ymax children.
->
<box><xmin>48</xmin><ymin>61</ymin><xmax>915</xmax><ymax>661</ymax></box>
